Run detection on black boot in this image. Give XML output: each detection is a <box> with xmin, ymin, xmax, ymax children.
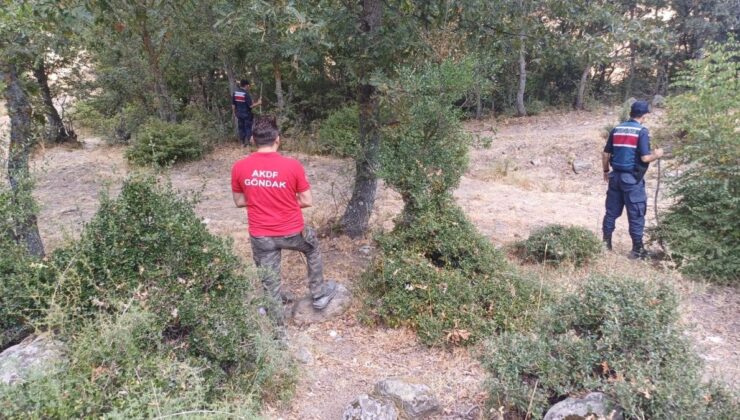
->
<box><xmin>603</xmin><ymin>233</ymin><xmax>613</xmax><ymax>251</ymax></box>
<box><xmin>629</xmin><ymin>241</ymin><xmax>649</xmax><ymax>260</ymax></box>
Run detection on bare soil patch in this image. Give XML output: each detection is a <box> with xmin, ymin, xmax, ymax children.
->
<box><xmin>19</xmin><ymin>108</ymin><xmax>739</xmax><ymax>418</ymax></box>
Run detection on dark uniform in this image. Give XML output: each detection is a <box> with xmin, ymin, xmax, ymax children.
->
<box><xmin>602</xmin><ymin>103</ymin><xmax>651</xmax><ymax>257</ymax></box>
<box><xmin>233</xmin><ymin>86</ymin><xmax>254</xmax><ymax>145</ymax></box>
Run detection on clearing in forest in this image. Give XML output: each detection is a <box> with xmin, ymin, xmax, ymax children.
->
<box><xmin>28</xmin><ymin>108</ymin><xmax>738</xmax><ymax>419</ymax></box>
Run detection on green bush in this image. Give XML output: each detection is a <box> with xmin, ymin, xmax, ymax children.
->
<box><xmin>0</xmin><ymin>178</ymin><xmax>52</xmax><ymax>350</ymax></box>
<box><xmin>0</xmin><ymin>176</ymin><xmax>294</xmax><ymax>416</ymax></box>
<box><xmin>0</xmin><ymin>308</ymin><xmax>263</xmax><ymax>418</ymax></box>
<box><xmin>126</xmin><ymin>119</ymin><xmax>207</xmax><ymax>166</ymax></box>
<box><xmin>482</xmin><ymin>276</ymin><xmax>738</xmax><ymax>419</ymax></box>
<box><xmin>362</xmin><ymin>203</ymin><xmax>544</xmax><ymax>346</ymax></box>
<box><xmin>514</xmin><ymin>224</ymin><xmax>602</xmax><ymax>267</ymax></box>
<box><xmin>362</xmin><ymin>59</ymin><xmax>544</xmax><ymax>346</ymax></box>
<box><xmin>651</xmin><ymin>40</ymin><xmax>739</xmax><ymax>285</ymax></box>
<box><xmin>317</xmin><ymin>104</ymin><xmax>359</xmax><ymax>158</ymax></box>
<box><xmin>71</xmin><ymin>100</ymin><xmax>149</xmax><ymax>144</ymax></box>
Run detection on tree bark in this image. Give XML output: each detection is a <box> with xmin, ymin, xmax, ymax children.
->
<box><xmin>575</xmin><ymin>64</ymin><xmax>589</xmax><ymax>110</ymax></box>
<box><xmin>340</xmin><ymin>0</ymin><xmax>383</xmax><ymax>238</ymax></box>
<box><xmin>223</xmin><ymin>59</ymin><xmax>239</xmax><ymax>139</ymax></box>
<box><xmin>624</xmin><ymin>40</ymin><xmax>636</xmax><ymax>100</ymax></box>
<box><xmin>273</xmin><ymin>57</ymin><xmax>285</xmax><ymax>117</ymax></box>
<box><xmin>1</xmin><ymin>63</ymin><xmax>45</xmax><ymax>257</ymax></box>
<box><xmin>33</xmin><ymin>58</ymin><xmax>74</xmax><ymax>143</ymax></box>
<box><xmin>141</xmin><ymin>27</ymin><xmax>176</xmax><ymax>122</ymax></box>
<box><xmin>515</xmin><ymin>34</ymin><xmax>527</xmax><ymax>117</ymax></box>
<box><xmin>474</xmin><ymin>82</ymin><xmax>482</xmax><ymax>119</ymax></box>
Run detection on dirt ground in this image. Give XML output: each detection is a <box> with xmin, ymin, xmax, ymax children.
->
<box><xmin>11</xmin><ymin>108</ymin><xmax>739</xmax><ymax>418</ymax></box>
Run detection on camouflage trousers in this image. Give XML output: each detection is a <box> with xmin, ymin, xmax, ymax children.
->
<box><xmin>249</xmin><ymin>226</ymin><xmax>329</xmax><ymax>304</ymax></box>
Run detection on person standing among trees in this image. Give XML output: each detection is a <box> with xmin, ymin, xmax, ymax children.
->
<box><xmin>232</xmin><ymin>79</ymin><xmax>262</xmax><ymax>146</ymax></box>
<box><xmin>231</xmin><ymin>115</ymin><xmax>337</xmax><ymax>317</ymax></box>
<box><xmin>602</xmin><ymin>100</ymin><xmax>664</xmax><ymax>259</ymax></box>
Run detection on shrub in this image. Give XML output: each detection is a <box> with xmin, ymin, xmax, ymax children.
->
<box><xmin>1</xmin><ymin>176</ymin><xmax>294</xmax><ymax>416</ymax></box>
<box><xmin>514</xmin><ymin>224</ymin><xmax>602</xmax><ymax>267</ymax></box>
<box><xmin>362</xmin><ymin>204</ymin><xmax>544</xmax><ymax>346</ymax></box>
<box><xmin>651</xmin><ymin>40</ymin><xmax>739</xmax><ymax>285</ymax></box>
<box><xmin>0</xmin><ymin>178</ymin><xmax>52</xmax><ymax>350</ymax></box>
<box><xmin>126</xmin><ymin>119</ymin><xmax>207</xmax><ymax>166</ymax></box>
<box><xmin>71</xmin><ymin>100</ymin><xmax>148</xmax><ymax>144</ymax></box>
<box><xmin>316</xmin><ymin>104</ymin><xmax>359</xmax><ymax>158</ymax></box>
<box><xmin>482</xmin><ymin>276</ymin><xmax>738</xmax><ymax>419</ymax></box>
<box><xmin>0</xmin><ymin>308</ymin><xmax>263</xmax><ymax>418</ymax></box>
<box><xmin>362</xmin><ymin>58</ymin><xmax>544</xmax><ymax>346</ymax></box>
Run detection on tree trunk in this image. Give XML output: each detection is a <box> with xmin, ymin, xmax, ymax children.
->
<box><xmin>654</xmin><ymin>61</ymin><xmax>668</xmax><ymax>96</ymax></box>
<box><xmin>515</xmin><ymin>34</ymin><xmax>527</xmax><ymax>117</ymax></box>
<box><xmin>33</xmin><ymin>58</ymin><xmax>74</xmax><ymax>143</ymax></box>
<box><xmin>1</xmin><ymin>63</ymin><xmax>45</xmax><ymax>257</ymax></box>
<box><xmin>223</xmin><ymin>59</ymin><xmax>239</xmax><ymax>139</ymax></box>
<box><xmin>340</xmin><ymin>0</ymin><xmax>383</xmax><ymax>238</ymax></box>
<box><xmin>575</xmin><ymin>64</ymin><xmax>589</xmax><ymax>110</ymax></box>
<box><xmin>141</xmin><ymin>28</ymin><xmax>176</xmax><ymax>122</ymax></box>
<box><xmin>474</xmin><ymin>82</ymin><xmax>482</xmax><ymax>119</ymax></box>
<box><xmin>624</xmin><ymin>41</ymin><xmax>636</xmax><ymax>101</ymax></box>
<box><xmin>273</xmin><ymin>57</ymin><xmax>285</xmax><ymax>117</ymax></box>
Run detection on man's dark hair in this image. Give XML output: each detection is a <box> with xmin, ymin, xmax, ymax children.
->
<box><xmin>252</xmin><ymin>115</ymin><xmax>279</xmax><ymax>146</ymax></box>
<box><xmin>239</xmin><ymin>79</ymin><xmax>250</xmax><ymax>87</ymax></box>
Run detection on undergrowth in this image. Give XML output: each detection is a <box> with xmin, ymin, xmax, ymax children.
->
<box><xmin>362</xmin><ymin>204</ymin><xmax>545</xmax><ymax>346</ymax></box>
<box><xmin>126</xmin><ymin>119</ymin><xmax>208</xmax><ymax>166</ymax></box>
<box><xmin>0</xmin><ymin>176</ymin><xmax>294</xmax><ymax>417</ymax></box>
<box><xmin>482</xmin><ymin>276</ymin><xmax>738</xmax><ymax>419</ymax></box>
<box><xmin>514</xmin><ymin>224</ymin><xmax>602</xmax><ymax>267</ymax></box>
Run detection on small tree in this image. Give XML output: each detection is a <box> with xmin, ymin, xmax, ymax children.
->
<box><xmin>654</xmin><ymin>39</ymin><xmax>739</xmax><ymax>284</ymax></box>
<box><xmin>362</xmin><ymin>59</ymin><xmax>541</xmax><ymax>346</ymax></box>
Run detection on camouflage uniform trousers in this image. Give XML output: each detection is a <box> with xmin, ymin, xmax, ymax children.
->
<box><xmin>249</xmin><ymin>226</ymin><xmax>332</xmax><ymax>306</ymax></box>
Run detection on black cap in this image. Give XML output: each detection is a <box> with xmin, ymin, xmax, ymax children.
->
<box><xmin>630</xmin><ymin>100</ymin><xmax>650</xmax><ymax>117</ymax></box>
<box><xmin>239</xmin><ymin>79</ymin><xmax>250</xmax><ymax>87</ymax></box>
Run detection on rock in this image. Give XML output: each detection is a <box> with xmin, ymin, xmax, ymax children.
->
<box><xmin>529</xmin><ymin>159</ymin><xmax>541</xmax><ymax>166</ymax></box>
<box><xmin>652</xmin><ymin>94</ymin><xmax>666</xmax><ymax>108</ymax></box>
<box><xmin>0</xmin><ymin>334</ymin><xmax>65</xmax><ymax>385</ymax></box>
<box><xmin>290</xmin><ymin>283</ymin><xmax>352</xmax><ymax>326</ymax></box>
<box><xmin>294</xmin><ymin>346</ymin><xmax>314</xmax><ymax>365</ymax></box>
<box><xmin>343</xmin><ymin>394</ymin><xmax>399</xmax><ymax>420</ymax></box>
<box><xmin>359</xmin><ymin>245</ymin><xmax>373</xmax><ymax>256</ymax></box>
<box><xmin>544</xmin><ymin>392</ymin><xmax>623</xmax><ymax>420</ymax></box>
<box><xmin>572</xmin><ymin>159</ymin><xmax>593</xmax><ymax>174</ymax></box>
<box><xmin>374</xmin><ymin>378</ymin><xmax>440</xmax><ymax>419</ymax></box>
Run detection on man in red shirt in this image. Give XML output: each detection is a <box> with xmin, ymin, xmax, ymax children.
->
<box><xmin>231</xmin><ymin>115</ymin><xmax>336</xmax><ymax>315</ymax></box>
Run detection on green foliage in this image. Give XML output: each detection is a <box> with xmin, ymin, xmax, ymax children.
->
<box><xmin>126</xmin><ymin>119</ymin><xmax>208</xmax><ymax>166</ymax></box>
<box><xmin>514</xmin><ymin>224</ymin><xmax>602</xmax><ymax>267</ymax></box>
<box><xmin>378</xmin><ymin>59</ymin><xmax>474</xmax><ymax>213</ymax></box>
<box><xmin>0</xmin><ymin>308</ymin><xmax>262</xmax><ymax>418</ymax></box>
<box><xmin>0</xmin><ymin>176</ymin><xmax>294</xmax><ymax>416</ymax></box>
<box><xmin>0</xmin><ymin>178</ymin><xmax>51</xmax><ymax>350</ymax></box>
<box><xmin>71</xmin><ymin>100</ymin><xmax>149</xmax><ymax>144</ymax></box>
<box><xmin>362</xmin><ymin>60</ymin><xmax>544</xmax><ymax>346</ymax></box>
<box><xmin>482</xmin><ymin>276</ymin><xmax>738</xmax><ymax>419</ymax></box>
<box><xmin>652</xmin><ymin>40</ymin><xmax>740</xmax><ymax>284</ymax></box>
<box><xmin>362</xmin><ymin>204</ymin><xmax>544</xmax><ymax>346</ymax></box>
<box><xmin>316</xmin><ymin>104</ymin><xmax>359</xmax><ymax>158</ymax></box>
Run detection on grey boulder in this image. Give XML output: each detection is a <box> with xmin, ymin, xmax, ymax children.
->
<box><xmin>572</xmin><ymin>159</ymin><xmax>593</xmax><ymax>174</ymax></box>
<box><xmin>652</xmin><ymin>95</ymin><xmax>666</xmax><ymax>108</ymax></box>
<box><xmin>544</xmin><ymin>392</ymin><xmax>623</xmax><ymax>420</ymax></box>
<box><xmin>0</xmin><ymin>334</ymin><xmax>65</xmax><ymax>385</ymax></box>
<box><xmin>291</xmin><ymin>283</ymin><xmax>352</xmax><ymax>326</ymax></box>
<box><xmin>343</xmin><ymin>394</ymin><xmax>399</xmax><ymax>420</ymax></box>
<box><xmin>374</xmin><ymin>378</ymin><xmax>440</xmax><ymax>419</ymax></box>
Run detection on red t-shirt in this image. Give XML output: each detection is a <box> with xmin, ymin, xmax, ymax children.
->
<box><xmin>231</xmin><ymin>152</ymin><xmax>310</xmax><ymax>237</ymax></box>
